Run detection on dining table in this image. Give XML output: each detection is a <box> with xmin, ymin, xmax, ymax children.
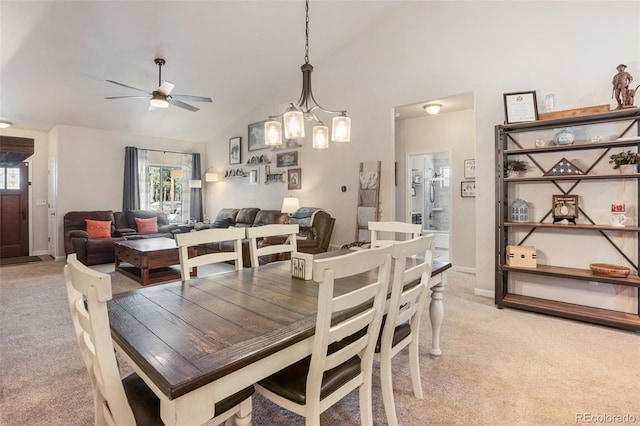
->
<box><xmin>107</xmin><ymin>257</ymin><xmax>451</xmax><ymax>426</ymax></box>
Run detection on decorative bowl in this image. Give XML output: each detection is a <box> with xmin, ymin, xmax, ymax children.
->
<box><xmin>589</xmin><ymin>263</ymin><xmax>630</xmax><ymax>278</ymax></box>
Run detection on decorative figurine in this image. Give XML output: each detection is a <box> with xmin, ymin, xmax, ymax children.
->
<box><xmin>612</xmin><ymin>64</ymin><xmax>634</xmax><ymax>109</ymax></box>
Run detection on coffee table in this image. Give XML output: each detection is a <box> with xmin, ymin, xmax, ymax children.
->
<box><xmin>114</xmin><ymin>237</ymin><xmax>196</xmax><ymax>286</ymax></box>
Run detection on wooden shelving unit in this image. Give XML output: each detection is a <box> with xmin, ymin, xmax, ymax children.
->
<box><xmin>495</xmin><ymin>108</ymin><xmax>640</xmax><ymax>332</ymax></box>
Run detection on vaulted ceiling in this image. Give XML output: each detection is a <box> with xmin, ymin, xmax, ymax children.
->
<box><xmin>1</xmin><ymin>1</ymin><xmax>406</xmax><ymax>142</ymax></box>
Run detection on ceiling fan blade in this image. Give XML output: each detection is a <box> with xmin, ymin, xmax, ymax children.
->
<box><xmin>169</xmin><ymin>94</ymin><xmax>213</xmax><ymax>103</ymax></box>
<box><xmin>106</xmin><ymin>80</ymin><xmax>151</xmax><ymax>95</ymax></box>
<box><xmin>167</xmin><ymin>98</ymin><xmax>200</xmax><ymax>112</ymax></box>
<box><xmin>158</xmin><ymin>81</ymin><xmax>175</xmax><ymax>96</ymax></box>
<box><xmin>105</xmin><ymin>96</ymin><xmax>151</xmax><ymax>99</ymax></box>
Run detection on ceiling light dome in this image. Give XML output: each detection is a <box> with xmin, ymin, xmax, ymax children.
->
<box><xmin>423</xmin><ymin>103</ymin><xmax>442</xmax><ymax>115</ymax></box>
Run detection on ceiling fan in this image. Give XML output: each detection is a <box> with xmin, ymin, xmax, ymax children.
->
<box><xmin>105</xmin><ymin>58</ymin><xmax>212</xmax><ymax>112</ymax></box>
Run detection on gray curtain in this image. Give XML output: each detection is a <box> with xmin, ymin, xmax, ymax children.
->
<box><xmin>190</xmin><ymin>153</ymin><xmax>202</xmax><ymax>222</ymax></box>
<box><xmin>123</xmin><ymin>146</ymin><xmax>140</xmax><ymax>211</ymax></box>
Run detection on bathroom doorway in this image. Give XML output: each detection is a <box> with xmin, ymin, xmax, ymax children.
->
<box><xmin>409</xmin><ymin>151</ymin><xmax>450</xmax><ymax>261</ymax></box>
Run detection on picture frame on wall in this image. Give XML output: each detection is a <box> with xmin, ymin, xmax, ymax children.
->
<box><xmin>248</xmin><ymin>120</ymin><xmax>268</xmax><ymax>151</ymax></box>
<box><xmin>461</xmin><ymin>181</ymin><xmax>476</xmax><ymax>197</ymax></box>
<box><xmin>276</xmin><ymin>151</ymin><xmax>298</xmax><ymax>168</ymax></box>
<box><xmin>249</xmin><ymin>168</ymin><xmax>259</xmax><ymax>185</ymax></box>
<box><xmin>464</xmin><ymin>159</ymin><xmax>476</xmax><ymax>179</ymax></box>
<box><xmin>503</xmin><ymin>90</ymin><xmax>538</xmax><ymax>124</ymax></box>
<box><xmin>288</xmin><ymin>168</ymin><xmax>302</xmax><ymax>190</ymax></box>
<box><xmin>229</xmin><ymin>136</ymin><xmax>241</xmax><ymax>165</ymax></box>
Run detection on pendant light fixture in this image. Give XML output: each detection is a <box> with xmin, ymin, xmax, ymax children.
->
<box><xmin>264</xmin><ymin>0</ymin><xmax>351</xmax><ymax>149</ymax></box>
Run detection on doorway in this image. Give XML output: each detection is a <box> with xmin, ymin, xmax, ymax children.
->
<box><xmin>0</xmin><ymin>162</ymin><xmax>29</xmax><ymax>258</ymax></box>
<box><xmin>409</xmin><ymin>152</ymin><xmax>450</xmax><ymax>261</ymax></box>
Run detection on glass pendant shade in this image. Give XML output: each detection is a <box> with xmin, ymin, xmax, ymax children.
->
<box><xmin>283</xmin><ymin>109</ymin><xmax>305</xmax><ymax>139</ymax></box>
<box><xmin>331</xmin><ymin>116</ymin><xmax>351</xmax><ymax>142</ymax></box>
<box><xmin>312</xmin><ymin>124</ymin><xmax>329</xmax><ymax>149</ymax></box>
<box><xmin>264</xmin><ymin>120</ymin><xmax>283</xmax><ymax>146</ymax></box>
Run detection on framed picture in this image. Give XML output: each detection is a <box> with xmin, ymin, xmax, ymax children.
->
<box><xmin>248</xmin><ymin>120</ymin><xmax>268</xmax><ymax>152</ymax></box>
<box><xmin>249</xmin><ymin>168</ymin><xmax>259</xmax><ymax>185</ymax></box>
<box><xmin>288</xmin><ymin>168</ymin><xmax>301</xmax><ymax>190</ymax></box>
<box><xmin>503</xmin><ymin>91</ymin><xmax>538</xmax><ymax>124</ymax></box>
<box><xmin>276</xmin><ymin>151</ymin><xmax>298</xmax><ymax>168</ymax></box>
<box><xmin>464</xmin><ymin>159</ymin><xmax>476</xmax><ymax>179</ymax></box>
<box><xmin>229</xmin><ymin>137</ymin><xmax>241</xmax><ymax>165</ymax></box>
<box><xmin>461</xmin><ymin>181</ymin><xmax>475</xmax><ymax>197</ymax></box>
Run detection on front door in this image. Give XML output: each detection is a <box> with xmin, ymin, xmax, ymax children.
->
<box><xmin>0</xmin><ymin>162</ymin><xmax>29</xmax><ymax>258</ymax></box>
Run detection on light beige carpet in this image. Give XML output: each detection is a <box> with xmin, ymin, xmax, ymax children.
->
<box><xmin>1</xmin><ymin>258</ymin><xmax>638</xmax><ymax>425</ymax></box>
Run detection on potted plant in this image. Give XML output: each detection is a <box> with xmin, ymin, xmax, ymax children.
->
<box><xmin>504</xmin><ymin>159</ymin><xmax>528</xmax><ymax>177</ymax></box>
<box><xmin>609</xmin><ymin>150</ymin><xmax>639</xmax><ymax>173</ymax></box>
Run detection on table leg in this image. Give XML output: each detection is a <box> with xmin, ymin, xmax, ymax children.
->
<box><xmin>428</xmin><ymin>271</ymin><xmax>447</xmax><ymax>358</ymax></box>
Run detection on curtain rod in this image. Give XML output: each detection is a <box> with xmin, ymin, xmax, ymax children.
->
<box><xmin>141</xmin><ymin>148</ymin><xmax>196</xmax><ymax>156</ymax></box>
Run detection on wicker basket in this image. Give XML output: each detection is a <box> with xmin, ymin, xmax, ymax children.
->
<box><xmin>589</xmin><ymin>263</ymin><xmax>630</xmax><ymax>278</ymax></box>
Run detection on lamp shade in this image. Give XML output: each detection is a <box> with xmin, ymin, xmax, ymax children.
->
<box><xmin>312</xmin><ymin>124</ymin><xmax>329</xmax><ymax>149</ymax></box>
<box><xmin>264</xmin><ymin>120</ymin><xmax>283</xmax><ymax>146</ymax></box>
<box><xmin>281</xmin><ymin>197</ymin><xmax>300</xmax><ymax>214</ymax></box>
<box><xmin>283</xmin><ymin>108</ymin><xmax>305</xmax><ymax>139</ymax></box>
<box><xmin>205</xmin><ymin>173</ymin><xmax>219</xmax><ymax>182</ymax></box>
<box><xmin>188</xmin><ymin>179</ymin><xmax>202</xmax><ymax>188</ymax></box>
<box><xmin>331</xmin><ymin>115</ymin><xmax>351</xmax><ymax>142</ymax></box>
<box><xmin>170</xmin><ymin>169</ymin><xmax>184</xmax><ymax>178</ymax></box>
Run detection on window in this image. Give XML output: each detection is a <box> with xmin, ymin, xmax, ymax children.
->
<box><xmin>148</xmin><ymin>165</ymin><xmax>183</xmax><ymax>223</ymax></box>
<box><xmin>0</xmin><ymin>167</ymin><xmax>20</xmax><ymax>190</ymax></box>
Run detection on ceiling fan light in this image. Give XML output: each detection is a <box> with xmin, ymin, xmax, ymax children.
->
<box><xmin>423</xmin><ymin>103</ymin><xmax>442</xmax><ymax>115</ymax></box>
<box><xmin>0</xmin><ymin>120</ymin><xmax>12</xmax><ymax>129</ymax></box>
<box><xmin>283</xmin><ymin>107</ymin><xmax>304</xmax><ymax>139</ymax></box>
<box><xmin>331</xmin><ymin>115</ymin><xmax>351</xmax><ymax>142</ymax></box>
<box><xmin>150</xmin><ymin>98</ymin><xmax>169</xmax><ymax>108</ymax></box>
<box><xmin>264</xmin><ymin>120</ymin><xmax>283</xmax><ymax>146</ymax></box>
<box><xmin>312</xmin><ymin>124</ymin><xmax>329</xmax><ymax>149</ymax></box>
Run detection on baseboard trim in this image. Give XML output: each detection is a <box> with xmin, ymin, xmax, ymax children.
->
<box><xmin>451</xmin><ymin>265</ymin><xmax>475</xmax><ymax>274</ymax></box>
<box><xmin>32</xmin><ymin>250</ymin><xmax>50</xmax><ymax>256</ymax></box>
<box><xmin>474</xmin><ymin>288</ymin><xmax>494</xmax><ymax>299</ymax></box>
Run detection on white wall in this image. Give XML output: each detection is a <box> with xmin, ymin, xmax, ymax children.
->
<box><xmin>0</xmin><ymin>127</ymin><xmax>50</xmax><ymax>255</ymax></box>
<box><xmin>395</xmin><ymin>108</ymin><xmax>476</xmax><ymax>270</ymax></box>
<box><xmin>207</xmin><ymin>1</ymin><xmax>639</xmax><ymax>298</ymax></box>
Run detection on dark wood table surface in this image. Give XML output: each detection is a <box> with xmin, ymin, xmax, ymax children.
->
<box><xmin>108</xmin><ymin>259</ymin><xmax>451</xmax><ymax>426</ymax></box>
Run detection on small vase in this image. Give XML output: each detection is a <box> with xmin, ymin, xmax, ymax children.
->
<box><xmin>619</xmin><ymin>164</ymin><xmax>637</xmax><ymax>174</ymax></box>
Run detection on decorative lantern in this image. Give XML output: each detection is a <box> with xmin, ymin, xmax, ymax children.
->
<box><xmin>510</xmin><ymin>199</ymin><xmax>529</xmax><ymax>222</ymax></box>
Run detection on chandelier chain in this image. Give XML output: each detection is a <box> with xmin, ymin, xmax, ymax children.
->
<box><xmin>304</xmin><ymin>0</ymin><xmax>310</xmax><ymax>65</ymax></box>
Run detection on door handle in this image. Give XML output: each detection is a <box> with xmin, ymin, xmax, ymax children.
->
<box><xmin>21</xmin><ymin>208</ymin><xmax>27</xmax><ymax>220</ymax></box>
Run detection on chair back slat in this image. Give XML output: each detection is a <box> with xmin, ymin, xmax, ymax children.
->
<box><xmin>368</xmin><ymin>220</ymin><xmax>422</xmax><ymax>248</ymax></box>
<box><xmin>64</xmin><ymin>254</ymin><xmax>136</xmax><ymax>426</ymax></box>
<box><xmin>175</xmin><ymin>227</ymin><xmax>246</xmax><ymax>281</ymax></box>
<box><xmin>246</xmin><ymin>224</ymin><xmax>299</xmax><ymax>267</ymax></box>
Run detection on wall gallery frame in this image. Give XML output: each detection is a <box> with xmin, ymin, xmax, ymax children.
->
<box><xmin>461</xmin><ymin>181</ymin><xmax>476</xmax><ymax>197</ymax></box>
<box><xmin>464</xmin><ymin>159</ymin><xmax>476</xmax><ymax>179</ymax></box>
<box><xmin>503</xmin><ymin>90</ymin><xmax>538</xmax><ymax>124</ymax></box>
<box><xmin>249</xmin><ymin>168</ymin><xmax>259</xmax><ymax>185</ymax></box>
<box><xmin>229</xmin><ymin>137</ymin><xmax>241</xmax><ymax>165</ymax></box>
<box><xmin>248</xmin><ymin>120</ymin><xmax>268</xmax><ymax>151</ymax></box>
<box><xmin>288</xmin><ymin>168</ymin><xmax>301</xmax><ymax>190</ymax></box>
<box><xmin>277</xmin><ymin>151</ymin><xmax>298</xmax><ymax>167</ymax></box>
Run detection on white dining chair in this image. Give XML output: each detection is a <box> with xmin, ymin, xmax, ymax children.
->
<box><xmin>368</xmin><ymin>220</ymin><xmax>422</xmax><ymax>248</ymax></box>
<box><xmin>378</xmin><ymin>235</ymin><xmax>435</xmax><ymax>425</ymax></box>
<box><xmin>175</xmin><ymin>227</ymin><xmax>246</xmax><ymax>283</ymax></box>
<box><xmin>64</xmin><ymin>253</ymin><xmax>254</xmax><ymax>426</ymax></box>
<box><xmin>246</xmin><ymin>223</ymin><xmax>299</xmax><ymax>267</ymax></box>
<box><xmin>254</xmin><ymin>245</ymin><xmax>392</xmax><ymax>425</ymax></box>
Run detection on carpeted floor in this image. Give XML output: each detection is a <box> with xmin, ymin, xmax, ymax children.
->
<box><xmin>1</xmin><ymin>258</ymin><xmax>638</xmax><ymax>425</ymax></box>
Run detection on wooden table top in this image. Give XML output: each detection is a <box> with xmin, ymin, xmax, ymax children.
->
<box><xmin>108</xmin><ymin>259</ymin><xmax>451</xmax><ymax>400</ymax></box>
<box><xmin>115</xmin><ymin>237</ymin><xmax>177</xmax><ymax>252</ymax></box>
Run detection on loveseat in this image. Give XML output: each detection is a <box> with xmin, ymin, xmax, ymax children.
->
<box><xmin>64</xmin><ymin>210</ymin><xmax>180</xmax><ymax>265</ymax></box>
<box><xmin>199</xmin><ymin>207</ymin><xmax>335</xmax><ymax>267</ymax></box>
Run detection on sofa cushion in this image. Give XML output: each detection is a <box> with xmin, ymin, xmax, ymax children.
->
<box><xmin>253</xmin><ymin>210</ymin><xmax>289</xmax><ymax>227</ymax></box>
<box><xmin>212</xmin><ymin>217</ymin><xmax>233</xmax><ymax>228</ymax></box>
<box><xmin>235</xmin><ymin>208</ymin><xmax>260</xmax><ymax>227</ymax></box>
<box><xmin>85</xmin><ymin>219</ymin><xmax>112</xmax><ymax>239</ymax></box>
<box><xmin>135</xmin><ymin>217</ymin><xmax>159</xmax><ymax>235</ymax></box>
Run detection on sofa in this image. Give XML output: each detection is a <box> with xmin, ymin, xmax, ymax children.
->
<box><xmin>200</xmin><ymin>207</ymin><xmax>335</xmax><ymax>267</ymax></box>
<box><xmin>64</xmin><ymin>210</ymin><xmax>180</xmax><ymax>265</ymax></box>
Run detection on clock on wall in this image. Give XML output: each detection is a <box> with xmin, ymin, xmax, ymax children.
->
<box><xmin>552</xmin><ymin>194</ymin><xmax>578</xmax><ymax>224</ymax></box>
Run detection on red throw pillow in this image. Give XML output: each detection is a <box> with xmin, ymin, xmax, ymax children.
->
<box><xmin>85</xmin><ymin>219</ymin><xmax>112</xmax><ymax>239</ymax></box>
<box><xmin>135</xmin><ymin>217</ymin><xmax>158</xmax><ymax>235</ymax></box>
